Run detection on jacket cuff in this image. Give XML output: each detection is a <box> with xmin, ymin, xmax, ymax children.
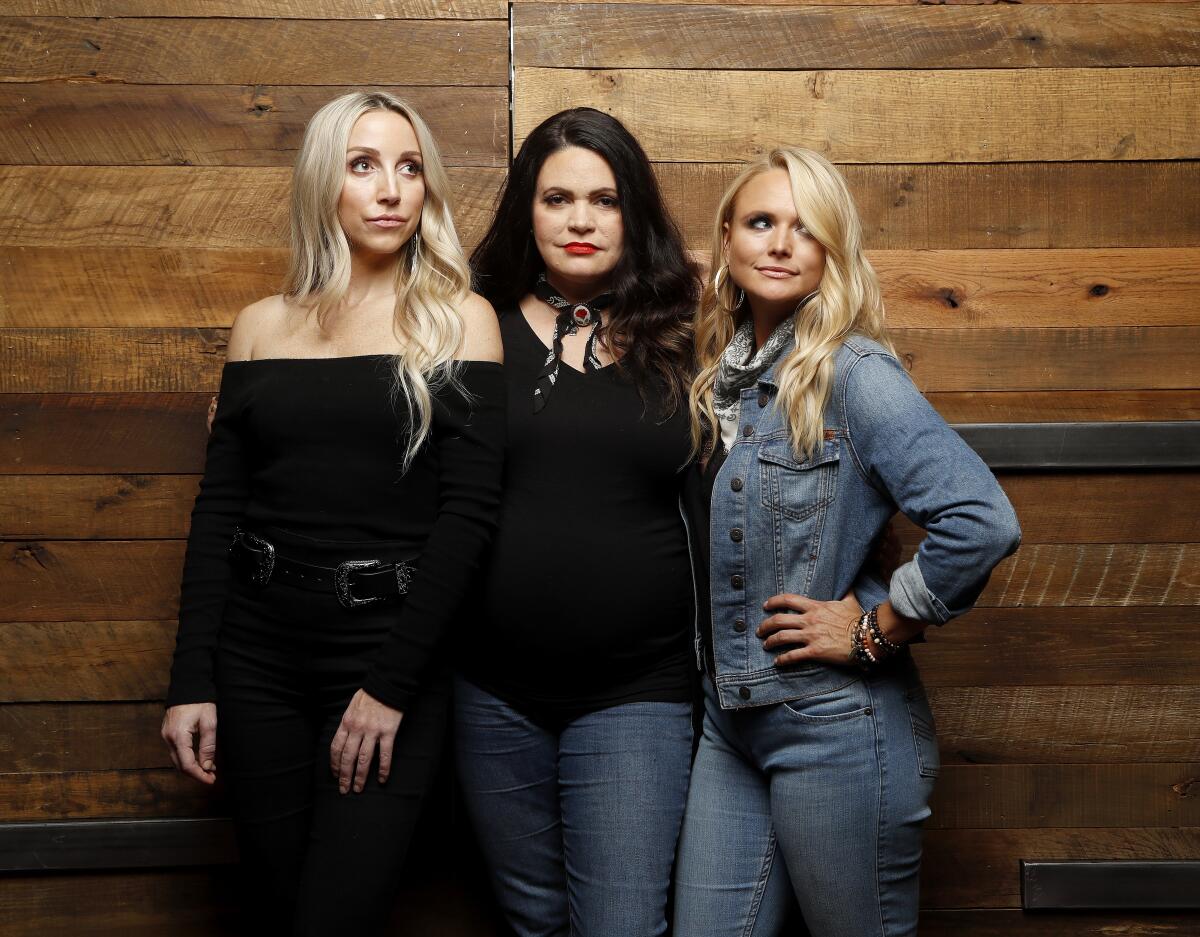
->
<box><xmin>889</xmin><ymin>554</ymin><xmax>952</xmax><ymax>625</ymax></box>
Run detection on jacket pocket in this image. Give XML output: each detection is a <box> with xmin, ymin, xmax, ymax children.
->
<box><xmin>905</xmin><ymin>685</ymin><xmax>940</xmax><ymax>779</ymax></box>
<box><xmin>758</xmin><ymin>436</ymin><xmax>840</xmax><ymax>522</ymax></box>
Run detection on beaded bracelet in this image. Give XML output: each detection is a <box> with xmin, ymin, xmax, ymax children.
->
<box><xmin>865</xmin><ymin>605</ymin><xmax>903</xmax><ymax>657</ymax></box>
<box><xmin>849</xmin><ymin>612</ymin><xmax>877</xmax><ymax>670</ymax></box>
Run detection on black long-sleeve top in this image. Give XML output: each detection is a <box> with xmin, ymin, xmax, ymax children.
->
<box><xmin>166</xmin><ymin>354</ymin><xmax>505</xmax><ymax>712</ymax></box>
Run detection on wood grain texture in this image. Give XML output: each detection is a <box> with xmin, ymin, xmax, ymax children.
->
<box><xmin>0</xmin><ymin>85</ymin><xmax>508</xmax><ymax>167</ymax></box>
<box><xmin>915</xmin><ymin>607</ymin><xmax>1199</xmax><ymax>686</ymax></box>
<box><xmin>922</xmin><ymin>827</ymin><xmax>1200</xmax><ymax>908</ymax></box>
<box><xmin>2</xmin><ymin>0</ymin><xmax>505</xmax><ymax>17</ymax></box>
<box><xmin>0</xmin><ymin>621</ymin><xmax>176</xmax><ymax>702</ymax></box>
<box><xmin>920</xmin><ymin>911</ymin><xmax>1200</xmax><ymax>937</ymax></box>
<box><xmin>0</xmin><ymin>769</ymin><xmax>222</xmax><ymax>821</ymax></box>
<box><xmin>1</xmin><ymin>476</ymin><xmax>198</xmax><ymax>540</ymax></box>
<box><xmin>932</xmin><ymin>686</ymin><xmax>1200</xmax><ymax>764</ymax></box>
<box><xmin>928</xmin><ymin>763</ymin><xmax>1200</xmax><ymax>829</ymax></box>
<box><xmin>1</xmin><ymin>18</ymin><xmax>509</xmax><ymax>85</ymax></box>
<box><xmin>655</xmin><ymin>162</ymin><xmax>1200</xmax><ymax>250</ymax></box>
<box><xmin>6</xmin><ymin>326</ymin><xmax>1194</xmax><ymax>392</ymax></box>
<box><xmin>0</xmin><ymin>703</ymin><xmax>170</xmax><ymax>772</ymax></box>
<box><xmin>515</xmin><ymin>3</ymin><xmax>1200</xmax><ymax>69</ymax></box>
<box><xmin>0</xmin><ymin>248</ymin><xmax>284</xmax><ymax>329</ymax></box>
<box><xmin>0</xmin><ymin>394</ymin><xmax>212</xmax><ymax>474</ymax></box>
<box><xmin>515</xmin><ymin>67</ymin><xmax>1200</xmax><ymax>163</ymax></box>
<box><xmin>0</xmin><ymin>166</ymin><xmax>503</xmax><ymax>249</ymax></box>
<box><xmin>926</xmin><ymin>391</ymin><xmax>1200</xmax><ymax>423</ymax></box>
<box><xmin>0</xmin><ymin>541</ymin><xmax>184</xmax><ymax>622</ymax></box>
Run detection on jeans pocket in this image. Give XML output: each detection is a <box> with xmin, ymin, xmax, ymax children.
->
<box><xmin>780</xmin><ymin>676</ymin><xmax>872</xmax><ymax>724</ymax></box>
<box><xmin>905</xmin><ymin>686</ymin><xmax>940</xmax><ymax>779</ymax></box>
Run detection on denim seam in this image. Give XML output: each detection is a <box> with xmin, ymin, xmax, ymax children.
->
<box><xmin>869</xmin><ymin>677</ymin><xmax>888</xmax><ymax>937</ymax></box>
<box><xmin>840</xmin><ymin>351</ymin><xmax>893</xmax><ymax>500</ymax></box>
<box><xmin>740</xmin><ymin>829</ymin><xmax>778</xmax><ymax>937</ymax></box>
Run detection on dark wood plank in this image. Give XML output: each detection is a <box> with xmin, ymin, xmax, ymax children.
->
<box><xmin>0</xmin><ymin>703</ymin><xmax>170</xmax><ymax>772</ymax></box>
<box><xmin>922</xmin><ymin>828</ymin><xmax>1200</xmax><ymax>909</ymax></box>
<box><xmin>0</xmin><ymin>768</ymin><xmax>222</xmax><ymax>822</ymax></box>
<box><xmin>1</xmin><ymin>18</ymin><xmax>508</xmax><ymax>85</ymax></box>
<box><xmin>6</xmin><ymin>326</ymin><xmax>1194</xmax><ymax>392</ymax></box>
<box><xmin>0</xmin><ymin>541</ymin><xmax>184</xmax><ymax>622</ymax></box>
<box><xmin>0</xmin><ymin>818</ymin><xmax>237</xmax><ymax>871</ymax></box>
<box><xmin>515</xmin><ymin>3</ymin><xmax>1200</xmax><ymax>69</ymax></box>
<box><xmin>927</xmin><ymin>391</ymin><xmax>1200</xmax><ymax>424</ymax></box>
<box><xmin>656</xmin><ymin>162</ymin><xmax>1200</xmax><ymax>250</ymax></box>
<box><xmin>0</xmin><ymin>394</ymin><xmax>212</xmax><ymax>474</ymax></box>
<box><xmin>920</xmin><ymin>911</ymin><xmax>1200</xmax><ymax>937</ymax></box>
<box><xmin>515</xmin><ymin>67</ymin><xmax>1200</xmax><ymax>163</ymax></box>
<box><xmin>1</xmin><ymin>476</ymin><xmax>198</xmax><ymax>540</ymax></box>
<box><xmin>916</xmin><ymin>608</ymin><xmax>1199</xmax><ymax>687</ymax></box>
<box><xmin>928</xmin><ymin>764</ymin><xmax>1200</xmax><ymax>830</ymax></box>
<box><xmin>0</xmin><ymin>621</ymin><xmax>176</xmax><ymax>701</ymax></box>
<box><xmin>932</xmin><ymin>687</ymin><xmax>1200</xmax><ymax>765</ymax></box>
<box><xmin>0</xmin><ymin>85</ymin><xmax>508</xmax><ymax>167</ymax></box>
<box><xmin>2</xmin><ymin>0</ymin><xmax>504</xmax><ymax>16</ymax></box>
<box><xmin>0</xmin><ymin>166</ymin><xmax>503</xmax><ymax>249</ymax></box>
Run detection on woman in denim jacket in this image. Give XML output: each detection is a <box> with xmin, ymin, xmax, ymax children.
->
<box><xmin>674</xmin><ymin>147</ymin><xmax>1021</xmax><ymax>937</ymax></box>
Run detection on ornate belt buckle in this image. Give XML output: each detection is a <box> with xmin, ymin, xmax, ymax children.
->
<box><xmin>235</xmin><ymin>527</ymin><xmax>275</xmax><ymax>587</ymax></box>
<box><xmin>394</xmin><ymin>563</ymin><xmax>414</xmax><ymax>595</ymax></box>
<box><xmin>335</xmin><ymin>559</ymin><xmax>386</xmax><ymax>609</ymax></box>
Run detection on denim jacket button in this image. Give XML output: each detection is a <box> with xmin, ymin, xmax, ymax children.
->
<box><xmin>757</xmin><ymin>392</ymin><xmax>769</xmax><ymax>408</ymax></box>
<box><xmin>730</xmin><ymin>477</ymin><xmax>744</xmax><ymax>492</ymax></box>
<box><xmin>730</xmin><ymin>574</ymin><xmax>744</xmax><ymax>589</ymax></box>
<box><xmin>742</xmin><ymin>424</ymin><xmax>754</xmax><ymax>437</ymax></box>
<box><xmin>733</xmin><ymin>618</ymin><xmax>746</xmax><ymax>633</ymax></box>
<box><xmin>738</xmin><ymin>686</ymin><xmax>752</xmax><ymax>700</ymax></box>
<box><xmin>730</xmin><ymin>528</ymin><xmax>743</xmax><ymax>542</ymax></box>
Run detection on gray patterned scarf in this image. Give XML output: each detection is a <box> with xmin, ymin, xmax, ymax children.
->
<box><xmin>713</xmin><ymin>315</ymin><xmax>796</xmax><ymax>430</ymax></box>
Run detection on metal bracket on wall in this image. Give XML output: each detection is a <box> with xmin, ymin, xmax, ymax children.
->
<box><xmin>1022</xmin><ymin>860</ymin><xmax>1200</xmax><ymax>911</ymax></box>
<box><xmin>953</xmin><ymin>422</ymin><xmax>1200</xmax><ymax>470</ymax></box>
<box><xmin>0</xmin><ymin>818</ymin><xmax>237</xmax><ymax>871</ymax></box>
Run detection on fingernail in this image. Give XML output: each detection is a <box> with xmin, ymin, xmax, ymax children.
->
<box><xmin>354</xmin><ymin>784</ymin><xmax>363</xmax><ymax>793</ymax></box>
<box><xmin>203</xmin><ymin>761</ymin><xmax>213</xmax><ymax>771</ymax></box>
<box><xmin>339</xmin><ymin>784</ymin><xmax>348</xmax><ymax>794</ymax></box>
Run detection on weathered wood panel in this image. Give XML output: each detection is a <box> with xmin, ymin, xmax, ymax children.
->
<box><xmin>926</xmin><ymin>391</ymin><xmax>1200</xmax><ymax>424</ymax></box>
<box><xmin>0</xmin><ymin>703</ymin><xmax>170</xmax><ymax>773</ymax></box>
<box><xmin>8</xmin><ymin>248</ymin><xmax>1197</xmax><ymax>329</ymax></box>
<box><xmin>915</xmin><ymin>607</ymin><xmax>1199</xmax><ymax>686</ymax></box>
<box><xmin>0</xmin><ymin>621</ymin><xmax>176</xmax><ymax>702</ymax></box>
<box><xmin>515</xmin><ymin>67</ymin><xmax>1200</xmax><ymax>163</ymax></box>
<box><xmin>1</xmin><ymin>476</ymin><xmax>198</xmax><ymax>540</ymax></box>
<box><xmin>0</xmin><ymin>85</ymin><xmax>508</xmax><ymax>167</ymax></box>
<box><xmin>920</xmin><ymin>911</ymin><xmax>1200</xmax><ymax>937</ymax></box>
<box><xmin>515</xmin><ymin>3</ymin><xmax>1200</xmax><ymax>69</ymax></box>
<box><xmin>0</xmin><ymin>395</ymin><xmax>211</xmax><ymax>474</ymax></box>
<box><xmin>656</xmin><ymin>162</ymin><xmax>1200</xmax><ymax>250</ymax></box>
<box><xmin>922</xmin><ymin>828</ymin><xmax>1200</xmax><ymax>908</ymax></box>
<box><xmin>1</xmin><ymin>18</ymin><xmax>509</xmax><ymax>85</ymax></box>
<box><xmin>933</xmin><ymin>686</ymin><xmax>1200</xmax><ymax>764</ymax></box>
<box><xmin>0</xmin><ymin>166</ymin><xmax>503</xmax><ymax>249</ymax></box>
<box><xmin>4</xmin><ymin>607</ymin><xmax>1196</xmax><ymax>703</ymax></box>
<box><xmin>0</xmin><ymin>769</ymin><xmax>222</xmax><ymax>822</ymax></box>
<box><xmin>3</xmin><ymin>0</ymin><xmax>505</xmax><ymax>17</ymax></box>
<box><xmin>927</xmin><ymin>763</ymin><xmax>1200</xmax><ymax>829</ymax></box>
<box><xmin>6</xmin><ymin>326</ymin><xmax>1195</xmax><ymax>392</ymax></box>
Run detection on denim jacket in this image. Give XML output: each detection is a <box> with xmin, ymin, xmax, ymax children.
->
<box><xmin>697</xmin><ymin>335</ymin><xmax>1021</xmax><ymax>710</ymax></box>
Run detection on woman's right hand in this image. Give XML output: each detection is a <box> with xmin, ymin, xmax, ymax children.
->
<box><xmin>161</xmin><ymin>703</ymin><xmax>218</xmax><ymax>785</ymax></box>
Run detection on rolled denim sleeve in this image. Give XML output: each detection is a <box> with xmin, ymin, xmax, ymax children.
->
<box><xmin>844</xmin><ymin>351</ymin><xmax>1021</xmax><ymax>624</ymax></box>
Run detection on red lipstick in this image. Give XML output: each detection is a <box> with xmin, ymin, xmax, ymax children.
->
<box><xmin>564</xmin><ymin>242</ymin><xmax>599</xmax><ymax>255</ymax></box>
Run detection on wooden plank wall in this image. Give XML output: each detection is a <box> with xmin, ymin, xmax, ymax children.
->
<box><xmin>1</xmin><ymin>1</ymin><xmax>1198</xmax><ymax>934</ymax></box>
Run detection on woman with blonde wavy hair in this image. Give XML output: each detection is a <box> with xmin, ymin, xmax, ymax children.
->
<box><xmin>160</xmin><ymin>91</ymin><xmax>504</xmax><ymax>934</ymax></box>
<box><xmin>674</xmin><ymin>147</ymin><xmax>1020</xmax><ymax>936</ymax></box>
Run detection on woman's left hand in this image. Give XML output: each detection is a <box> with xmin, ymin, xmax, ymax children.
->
<box><xmin>330</xmin><ymin>689</ymin><xmax>404</xmax><ymax>794</ymax></box>
<box><xmin>758</xmin><ymin>592</ymin><xmax>864</xmax><ymax>666</ymax></box>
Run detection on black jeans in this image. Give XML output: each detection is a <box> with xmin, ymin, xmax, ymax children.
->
<box><xmin>215</xmin><ymin>531</ymin><xmax>448</xmax><ymax>937</ymax></box>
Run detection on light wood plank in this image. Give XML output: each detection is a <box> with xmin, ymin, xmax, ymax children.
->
<box><xmin>0</xmin><ymin>85</ymin><xmax>508</xmax><ymax>167</ymax></box>
<box><xmin>515</xmin><ymin>3</ymin><xmax>1200</xmax><ymax>69</ymax></box>
<box><xmin>932</xmin><ymin>686</ymin><xmax>1200</xmax><ymax>764</ymax></box>
<box><xmin>926</xmin><ymin>390</ymin><xmax>1200</xmax><ymax>423</ymax></box>
<box><xmin>655</xmin><ymin>162</ymin><xmax>1200</xmax><ymax>250</ymax></box>
<box><xmin>1</xmin><ymin>18</ymin><xmax>508</xmax><ymax>85</ymax></box>
<box><xmin>0</xmin><ymin>166</ymin><xmax>503</xmax><ymax>250</ymax></box>
<box><xmin>515</xmin><ymin>67</ymin><xmax>1200</xmax><ymax>163</ymax></box>
<box><xmin>3</xmin><ymin>0</ymin><xmax>505</xmax><ymax>17</ymax></box>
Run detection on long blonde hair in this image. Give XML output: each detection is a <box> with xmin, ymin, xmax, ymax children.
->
<box><xmin>689</xmin><ymin>147</ymin><xmax>893</xmax><ymax>460</ymax></box>
<box><xmin>285</xmin><ymin>90</ymin><xmax>470</xmax><ymax>469</ymax></box>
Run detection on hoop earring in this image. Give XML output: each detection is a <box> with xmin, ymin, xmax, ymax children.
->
<box><xmin>408</xmin><ymin>230</ymin><xmax>422</xmax><ymax>269</ymax></box>
<box><xmin>713</xmin><ymin>263</ymin><xmax>744</xmax><ymax>311</ymax></box>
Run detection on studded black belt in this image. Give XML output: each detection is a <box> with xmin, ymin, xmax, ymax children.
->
<box><xmin>230</xmin><ymin>528</ymin><xmax>417</xmax><ymax>609</ymax></box>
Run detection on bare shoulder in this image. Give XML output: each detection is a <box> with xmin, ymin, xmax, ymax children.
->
<box><xmin>456</xmin><ymin>292</ymin><xmax>503</xmax><ymax>364</ymax></box>
<box><xmin>227</xmin><ymin>294</ymin><xmax>288</xmax><ymax>362</ymax></box>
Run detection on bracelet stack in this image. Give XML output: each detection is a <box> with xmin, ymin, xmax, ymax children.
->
<box><xmin>849</xmin><ymin>605</ymin><xmax>903</xmax><ymax>671</ymax></box>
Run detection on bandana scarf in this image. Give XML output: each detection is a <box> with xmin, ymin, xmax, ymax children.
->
<box><xmin>712</xmin><ymin>315</ymin><xmax>797</xmax><ymax>433</ymax></box>
<box><xmin>531</xmin><ymin>273</ymin><xmax>615</xmax><ymax>413</ymax></box>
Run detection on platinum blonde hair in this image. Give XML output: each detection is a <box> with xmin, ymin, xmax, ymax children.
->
<box><xmin>285</xmin><ymin>90</ymin><xmax>470</xmax><ymax>469</ymax></box>
<box><xmin>690</xmin><ymin>147</ymin><xmax>894</xmax><ymax>460</ymax></box>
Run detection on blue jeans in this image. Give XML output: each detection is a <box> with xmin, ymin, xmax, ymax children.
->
<box><xmin>674</xmin><ymin>660</ymin><xmax>938</xmax><ymax>937</ymax></box>
<box><xmin>454</xmin><ymin>677</ymin><xmax>693</xmax><ymax>937</ymax></box>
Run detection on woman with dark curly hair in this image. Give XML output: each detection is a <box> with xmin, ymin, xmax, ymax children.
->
<box><xmin>457</xmin><ymin>107</ymin><xmax>699</xmax><ymax>937</ymax></box>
